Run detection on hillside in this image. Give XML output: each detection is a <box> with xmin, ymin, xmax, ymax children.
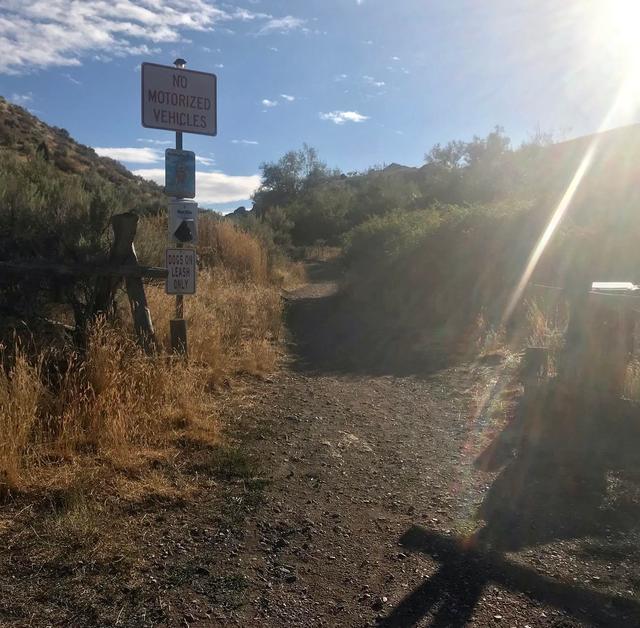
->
<box><xmin>0</xmin><ymin>96</ymin><xmax>164</xmax><ymax>213</ymax></box>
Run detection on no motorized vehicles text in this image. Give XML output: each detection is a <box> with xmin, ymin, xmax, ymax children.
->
<box><xmin>142</xmin><ymin>63</ymin><xmax>217</xmax><ymax>136</ymax></box>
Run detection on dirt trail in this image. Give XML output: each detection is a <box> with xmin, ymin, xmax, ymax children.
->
<box><xmin>211</xmin><ymin>263</ymin><xmax>640</xmax><ymax>627</ymax></box>
<box><xmin>3</xmin><ymin>262</ymin><xmax>639</xmax><ymax>627</ymax></box>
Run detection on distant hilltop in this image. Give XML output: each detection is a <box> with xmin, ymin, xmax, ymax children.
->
<box><xmin>0</xmin><ymin>96</ymin><xmax>165</xmax><ymax>213</ymax></box>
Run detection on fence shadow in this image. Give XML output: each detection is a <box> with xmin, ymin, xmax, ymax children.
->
<box><xmin>380</xmin><ymin>385</ymin><xmax>640</xmax><ymax>627</ymax></box>
<box><xmin>379</xmin><ymin>526</ymin><xmax>640</xmax><ymax>627</ymax></box>
<box><xmin>473</xmin><ymin>382</ymin><xmax>640</xmax><ymax>550</ymax></box>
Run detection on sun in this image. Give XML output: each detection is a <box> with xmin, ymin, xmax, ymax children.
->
<box><xmin>605</xmin><ymin>0</ymin><xmax>640</xmax><ymax>75</ymax></box>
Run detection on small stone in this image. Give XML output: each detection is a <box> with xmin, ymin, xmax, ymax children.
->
<box><xmin>371</xmin><ymin>598</ymin><xmax>385</xmax><ymax>611</ymax></box>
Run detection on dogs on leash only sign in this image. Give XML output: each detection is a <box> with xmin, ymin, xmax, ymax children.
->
<box><xmin>142</xmin><ymin>62</ymin><xmax>217</xmax><ymax>136</ymax></box>
<box><xmin>166</xmin><ymin>248</ymin><xmax>196</xmax><ymax>295</ymax></box>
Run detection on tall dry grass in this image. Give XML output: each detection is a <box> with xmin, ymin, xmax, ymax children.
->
<box><xmin>199</xmin><ymin>218</ymin><xmax>268</xmax><ymax>282</ymax></box>
<box><xmin>145</xmin><ymin>268</ymin><xmax>282</xmax><ymax>381</ymax></box>
<box><xmin>0</xmin><ymin>322</ymin><xmax>211</xmax><ymax>493</ymax></box>
<box><xmin>0</xmin><ymin>346</ymin><xmax>43</xmax><ymax>490</ymax></box>
<box><xmin>137</xmin><ymin>213</ymin><xmax>305</xmax><ymax>288</ymax></box>
<box><xmin>0</xmin><ymin>216</ymin><xmax>285</xmax><ymax>495</ymax></box>
<box><xmin>137</xmin><ymin>213</ymin><xmax>268</xmax><ymax>283</ymax></box>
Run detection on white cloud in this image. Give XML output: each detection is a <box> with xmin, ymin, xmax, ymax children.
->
<box><xmin>280</xmin><ymin>93</ymin><xmax>295</xmax><ymax>102</ymax></box>
<box><xmin>319</xmin><ymin>110</ymin><xmax>369</xmax><ymax>125</ymax></box>
<box><xmin>0</xmin><ymin>1</ymin><xmax>303</xmax><ymax>74</ymax></box>
<box><xmin>95</xmin><ymin>146</ymin><xmax>162</xmax><ymax>164</ymax></box>
<box><xmin>233</xmin><ymin>7</ymin><xmax>269</xmax><ymax>20</ymax></box>
<box><xmin>363</xmin><ymin>75</ymin><xmax>385</xmax><ymax>87</ymax></box>
<box><xmin>9</xmin><ymin>92</ymin><xmax>33</xmax><ymax>105</ymax></box>
<box><xmin>134</xmin><ymin>168</ymin><xmax>260</xmax><ymax>204</ymax></box>
<box><xmin>391</xmin><ymin>56</ymin><xmax>401</xmax><ymax>61</ymax></box>
<box><xmin>335</xmin><ymin>73</ymin><xmax>348</xmax><ymax>81</ymax></box>
<box><xmin>196</xmin><ymin>155</ymin><xmax>216</xmax><ymax>166</ymax></box>
<box><xmin>137</xmin><ymin>138</ymin><xmax>172</xmax><ymax>146</ymax></box>
<box><xmin>62</xmin><ymin>73</ymin><xmax>81</xmax><ymax>85</ymax></box>
<box><xmin>214</xmin><ymin>63</ymin><xmax>224</xmax><ymax>68</ymax></box>
<box><xmin>268</xmin><ymin>46</ymin><xmax>279</xmax><ymax>52</ymax></box>
<box><xmin>259</xmin><ymin>16</ymin><xmax>306</xmax><ymax>34</ymax></box>
<box><xmin>232</xmin><ymin>139</ymin><xmax>259</xmax><ymax>145</ymax></box>
<box><xmin>262</xmin><ymin>98</ymin><xmax>278</xmax><ymax>107</ymax></box>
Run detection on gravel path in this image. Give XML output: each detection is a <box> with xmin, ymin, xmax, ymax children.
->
<box><xmin>212</xmin><ymin>263</ymin><xmax>640</xmax><ymax>627</ymax></box>
<box><xmin>2</xmin><ymin>262</ymin><xmax>639</xmax><ymax>627</ymax></box>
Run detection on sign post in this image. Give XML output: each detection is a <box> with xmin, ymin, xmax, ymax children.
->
<box><xmin>141</xmin><ymin>57</ymin><xmax>217</xmax><ymax>356</ymax></box>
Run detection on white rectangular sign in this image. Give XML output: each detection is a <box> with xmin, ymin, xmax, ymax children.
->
<box><xmin>166</xmin><ymin>248</ymin><xmax>196</xmax><ymax>295</ymax></box>
<box><xmin>142</xmin><ymin>62</ymin><xmax>217</xmax><ymax>136</ymax></box>
<box><xmin>169</xmin><ymin>199</ymin><xmax>198</xmax><ymax>244</ymax></box>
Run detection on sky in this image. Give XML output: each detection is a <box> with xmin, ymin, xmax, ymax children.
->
<box><xmin>1</xmin><ymin>0</ymin><xmax>640</xmax><ymax>212</ymax></box>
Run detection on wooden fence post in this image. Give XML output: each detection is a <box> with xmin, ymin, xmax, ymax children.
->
<box><xmin>94</xmin><ymin>212</ymin><xmax>157</xmax><ymax>354</ymax></box>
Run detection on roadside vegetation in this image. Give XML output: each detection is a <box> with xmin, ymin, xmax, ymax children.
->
<box><xmin>246</xmin><ymin>125</ymin><xmax>640</xmax><ymax>367</ymax></box>
<box><xmin>2</xmin><ymin>93</ymin><xmax>640</xmax><ymax>625</ymax></box>
<box><xmin>0</xmin><ymin>109</ymin><xmax>290</xmax><ymax>498</ymax></box>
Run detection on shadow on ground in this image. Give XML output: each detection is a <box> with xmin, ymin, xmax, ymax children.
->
<box><xmin>381</xmin><ymin>383</ymin><xmax>640</xmax><ymax>627</ymax></box>
<box><xmin>284</xmin><ymin>262</ymin><xmax>459</xmax><ymax>377</ymax></box>
<box><xmin>379</xmin><ymin>526</ymin><xmax>640</xmax><ymax>628</ymax></box>
<box><xmin>474</xmin><ymin>382</ymin><xmax>640</xmax><ymax>551</ymax></box>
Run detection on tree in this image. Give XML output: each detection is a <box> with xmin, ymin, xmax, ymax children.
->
<box><xmin>252</xmin><ymin>144</ymin><xmax>331</xmax><ymax>217</ymax></box>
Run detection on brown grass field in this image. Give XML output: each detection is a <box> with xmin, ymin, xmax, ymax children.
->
<box><xmin>0</xmin><ymin>217</ymin><xmax>288</xmax><ymax>499</ymax></box>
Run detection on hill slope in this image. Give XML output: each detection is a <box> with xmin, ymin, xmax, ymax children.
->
<box><xmin>0</xmin><ymin>96</ymin><xmax>164</xmax><ymax>213</ymax></box>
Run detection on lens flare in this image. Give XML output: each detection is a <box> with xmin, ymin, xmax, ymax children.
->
<box><xmin>607</xmin><ymin>0</ymin><xmax>640</xmax><ymax>73</ymax></box>
<box><xmin>501</xmin><ymin>79</ymin><xmax>634</xmax><ymax>325</ymax></box>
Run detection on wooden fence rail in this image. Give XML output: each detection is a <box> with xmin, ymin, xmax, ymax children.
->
<box><xmin>0</xmin><ymin>261</ymin><xmax>167</xmax><ymax>279</ymax></box>
<box><xmin>0</xmin><ymin>212</ymin><xmax>161</xmax><ymax>355</ymax></box>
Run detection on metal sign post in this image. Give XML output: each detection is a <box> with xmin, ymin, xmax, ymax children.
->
<box><xmin>141</xmin><ymin>56</ymin><xmax>216</xmax><ymax>356</ymax></box>
<box><xmin>171</xmin><ymin>58</ymin><xmax>187</xmax><ymax>355</ymax></box>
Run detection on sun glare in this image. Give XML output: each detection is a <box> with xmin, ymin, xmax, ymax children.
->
<box><xmin>605</xmin><ymin>0</ymin><xmax>640</xmax><ymax>78</ymax></box>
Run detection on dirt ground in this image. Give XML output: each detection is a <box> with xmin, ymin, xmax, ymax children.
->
<box><xmin>1</xmin><ymin>262</ymin><xmax>640</xmax><ymax>627</ymax></box>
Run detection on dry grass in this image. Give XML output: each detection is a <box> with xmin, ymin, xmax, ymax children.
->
<box><xmin>0</xmin><ymin>346</ymin><xmax>44</xmax><ymax>492</ymax></box>
<box><xmin>525</xmin><ymin>298</ymin><xmax>566</xmax><ymax>351</ymax></box>
<box><xmin>145</xmin><ymin>267</ymin><xmax>283</xmax><ymax>382</ymax></box>
<box><xmin>135</xmin><ymin>212</ymin><xmax>166</xmax><ymax>267</ymax></box>
<box><xmin>137</xmin><ymin>213</ymin><xmax>305</xmax><ymax>287</ymax></box>
<box><xmin>0</xmin><ymin>322</ymin><xmax>214</xmax><ymax>494</ymax></box>
<box><xmin>271</xmin><ymin>258</ymin><xmax>307</xmax><ymax>289</ymax></box>
<box><xmin>199</xmin><ymin>217</ymin><xmax>268</xmax><ymax>282</ymax></box>
<box><xmin>0</xmin><ymin>219</ymin><xmax>285</xmax><ymax>496</ymax></box>
<box><xmin>138</xmin><ymin>214</ymin><xmax>269</xmax><ymax>283</ymax></box>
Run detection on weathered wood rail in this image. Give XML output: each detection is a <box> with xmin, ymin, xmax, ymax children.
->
<box><xmin>0</xmin><ymin>212</ymin><xmax>163</xmax><ymax>354</ymax></box>
<box><xmin>0</xmin><ymin>261</ymin><xmax>167</xmax><ymax>279</ymax></box>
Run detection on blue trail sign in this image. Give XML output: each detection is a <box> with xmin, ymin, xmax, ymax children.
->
<box><xmin>165</xmin><ymin>149</ymin><xmax>196</xmax><ymax>198</ymax></box>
